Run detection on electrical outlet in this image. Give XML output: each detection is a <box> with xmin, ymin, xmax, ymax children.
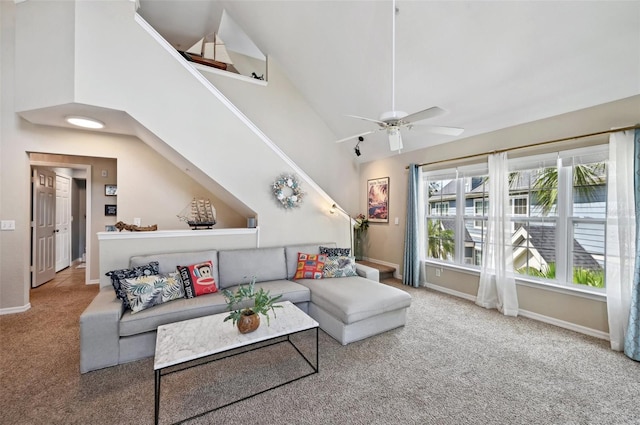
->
<box><xmin>133</xmin><ymin>217</ymin><xmax>141</xmax><ymax>226</ymax></box>
<box><xmin>435</xmin><ymin>269</ymin><xmax>441</xmax><ymax>277</ymax></box>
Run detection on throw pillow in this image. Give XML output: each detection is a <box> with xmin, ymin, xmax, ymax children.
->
<box><xmin>177</xmin><ymin>261</ymin><xmax>218</xmax><ymax>298</ymax></box>
<box><xmin>323</xmin><ymin>256</ymin><xmax>358</xmax><ymax>278</ymax></box>
<box><xmin>319</xmin><ymin>246</ymin><xmax>351</xmax><ymax>257</ymax></box>
<box><xmin>294</xmin><ymin>253</ymin><xmax>327</xmax><ymax>279</ymax></box>
<box><xmin>121</xmin><ymin>272</ymin><xmax>185</xmax><ymax>314</ymax></box>
<box><xmin>105</xmin><ymin>261</ymin><xmax>160</xmax><ymax>309</ymax></box>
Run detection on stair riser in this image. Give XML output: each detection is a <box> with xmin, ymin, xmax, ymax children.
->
<box><xmin>380</xmin><ymin>271</ymin><xmax>395</xmax><ymax>280</ymax></box>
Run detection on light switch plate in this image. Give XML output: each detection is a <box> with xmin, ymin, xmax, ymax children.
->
<box><xmin>394</xmin><ymin>217</ymin><xmax>399</xmax><ymax>225</ymax></box>
<box><xmin>1</xmin><ymin>220</ymin><xmax>16</xmax><ymax>231</ymax></box>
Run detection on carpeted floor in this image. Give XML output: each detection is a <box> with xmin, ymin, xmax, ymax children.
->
<box><xmin>1</xmin><ymin>266</ymin><xmax>638</xmax><ymax>425</ymax></box>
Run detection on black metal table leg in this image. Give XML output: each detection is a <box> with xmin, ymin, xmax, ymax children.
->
<box><xmin>155</xmin><ymin>369</ymin><xmax>161</xmax><ymax>425</ymax></box>
<box><xmin>154</xmin><ymin>326</ymin><xmax>319</xmax><ymax>424</ymax></box>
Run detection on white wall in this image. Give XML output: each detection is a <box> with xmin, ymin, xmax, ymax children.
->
<box><xmin>1</xmin><ymin>0</ymin><xmax>352</xmax><ymax>311</ymax></box>
<box><xmin>70</xmin><ymin>1</ymin><xmax>349</xmax><ymax>247</ymax></box>
<box><xmin>14</xmin><ymin>0</ymin><xmax>75</xmax><ymax>112</ymax></box>
<box><xmin>202</xmin><ymin>58</ymin><xmax>360</xmax><ymax>214</ymax></box>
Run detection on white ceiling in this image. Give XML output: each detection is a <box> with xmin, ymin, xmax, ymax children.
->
<box><xmin>47</xmin><ymin>1</ymin><xmax>640</xmax><ymax>163</ymax></box>
<box><xmin>137</xmin><ymin>1</ymin><xmax>640</xmax><ymax>162</ymax></box>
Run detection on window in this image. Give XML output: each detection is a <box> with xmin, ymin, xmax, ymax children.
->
<box><xmin>432</xmin><ymin>202</ymin><xmax>449</xmax><ymax>216</ymax></box>
<box><xmin>466</xmin><ymin>175</ymin><xmax>488</xmax><ymax>265</ymax></box>
<box><xmin>423</xmin><ymin>145</ymin><xmax>608</xmax><ymax>290</ymax></box>
<box><xmin>568</xmin><ymin>154</ymin><xmax>607</xmax><ymax>288</ymax></box>
<box><xmin>508</xmin><ymin>162</ymin><xmax>558</xmax><ymax>279</ymax></box>
<box><xmin>473</xmin><ymin>198</ymin><xmax>488</xmax><ymax>228</ymax></box>
<box><xmin>425</xmin><ymin>174</ymin><xmax>457</xmax><ymax>262</ymax></box>
<box><xmin>510</xmin><ymin>197</ymin><xmax>528</xmax><ymax>216</ymax></box>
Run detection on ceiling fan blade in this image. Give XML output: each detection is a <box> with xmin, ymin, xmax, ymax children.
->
<box><xmin>421</xmin><ymin>125</ymin><xmax>465</xmax><ymax>136</ymax></box>
<box><xmin>401</xmin><ymin>106</ymin><xmax>447</xmax><ymax>124</ymax></box>
<box><xmin>335</xmin><ymin>130</ymin><xmax>377</xmax><ymax>144</ymax></box>
<box><xmin>346</xmin><ymin>114</ymin><xmax>388</xmax><ymax>127</ymax></box>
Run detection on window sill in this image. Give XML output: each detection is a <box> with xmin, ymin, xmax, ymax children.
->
<box><xmin>423</xmin><ymin>259</ymin><xmax>606</xmax><ymax>302</ymax></box>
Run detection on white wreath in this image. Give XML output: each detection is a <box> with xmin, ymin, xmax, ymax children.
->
<box><xmin>272</xmin><ymin>174</ymin><xmax>304</xmax><ymax>209</ymax></box>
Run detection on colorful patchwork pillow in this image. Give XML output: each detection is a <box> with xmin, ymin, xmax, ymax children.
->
<box><xmin>319</xmin><ymin>246</ymin><xmax>351</xmax><ymax>257</ymax></box>
<box><xmin>106</xmin><ymin>262</ymin><xmax>160</xmax><ymax>309</ymax></box>
<box><xmin>323</xmin><ymin>256</ymin><xmax>358</xmax><ymax>278</ymax></box>
<box><xmin>121</xmin><ymin>272</ymin><xmax>185</xmax><ymax>314</ymax></box>
<box><xmin>177</xmin><ymin>261</ymin><xmax>218</xmax><ymax>298</ymax></box>
<box><xmin>294</xmin><ymin>253</ymin><xmax>327</xmax><ymax>279</ymax></box>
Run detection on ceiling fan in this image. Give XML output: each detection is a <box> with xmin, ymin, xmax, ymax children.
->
<box><xmin>336</xmin><ymin>0</ymin><xmax>464</xmax><ymax>152</ymax></box>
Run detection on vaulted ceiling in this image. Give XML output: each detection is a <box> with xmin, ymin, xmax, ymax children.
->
<box><xmin>138</xmin><ymin>0</ymin><xmax>640</xmax><ymax>162</ymax></box>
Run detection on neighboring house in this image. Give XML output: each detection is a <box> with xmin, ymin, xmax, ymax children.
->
<box><xmin>427</xmin><ymin>170</ymin><xmax>607</xmax><ymax>274</ymax></box>
<box><xmin>511</xmin><ymin>224</ymin><xmax>602</xmax><ymax>272</ymax></box>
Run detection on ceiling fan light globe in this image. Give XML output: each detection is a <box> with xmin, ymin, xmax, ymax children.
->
<box><xmin>388</xmin><ymin>127</ymin><xmax>403</xmax><ymax>151</ymax></box>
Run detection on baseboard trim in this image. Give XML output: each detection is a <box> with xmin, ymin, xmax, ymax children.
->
<box><xmin>425</xmin><ymin>282</ymin><xmax>477</xmax><ymax>302</ymax></box>
<box><xmin>0</xmin><ymin>303</ymin><xmax>31</xmax><ymax>315</ymax></box>
<box><xmin>363</xmin><ymin>257</ymin><xmax>401</xmax><ymax>279</ymax></box>
<box><xmin>518</xmin><ymin>309</ymin><xmax>609</xmax><ymax>341</ymax></box>
<box><xmin>88</xmin><ymin>279</ymin><xmax>100</xmax><ymax>285</ymax></box>
<box><xmin>425</xmin><ymin>281</ymin><xmax>609</xmax><ymax>341</ymax></box>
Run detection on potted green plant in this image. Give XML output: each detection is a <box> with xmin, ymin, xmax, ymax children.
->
<box><xmin>222</xmin><ymin>277</ymin><xmax>283</xmax><ymax>334</ymax></box>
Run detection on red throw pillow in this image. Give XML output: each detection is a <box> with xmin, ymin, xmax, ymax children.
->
<box><xmin>294</xmin><ymin>253</ymin><xmax>327</xmax><ymax>279</ymax></box>
<box><xmin>177</xmin><ymin>261</ymin><xmax>217</xmax><ymax>298</ymax></box>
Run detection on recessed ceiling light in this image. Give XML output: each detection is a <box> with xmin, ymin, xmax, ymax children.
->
<box><xmin>65</xmin><ymin>116</ymin><xmax>105</xmax><ymax>129</ymax></box>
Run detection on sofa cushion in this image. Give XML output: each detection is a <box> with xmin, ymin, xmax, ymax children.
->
<box><xmin>294</xmin><ymin>253</ymin><xmax>327</xmax><ymax>279</ymax></box>
<box><xmin>119</xmin><ymin>279</ymin><xmax>310</xmax><ymax>336</ymax></box>
<box><xmin>106</xmin><ymin>262</ymin><xmax>160</xmax><ymax>309</ymax></box>
<box><xmin>130</xmin><ymin>250</ymin><xmax>219</xmax><ymax>285</ymax></box>
<box><xmin>285</xmin><ymin>242</ymin><xmax>335</xmax><ymax>279</ymax></box>
<box><xmin>177</xmin><ymin>261</ymin><xmax>218</xmax><ymax>298</ymax></box>
<box><xmin>217</xmin><ymin>247</ymin><xmax>286</xmax><ymax>289</ymax></box>
<box><xmin>296</xmin><ymin>276</ymin><xmax>412</xmax><ymax>325</ymax></box>
<box><xmin>122</xmin><ymin>272</ymin><xmax>185</xmax><ymax>313</ymax></box>
<box><xmin>323</xmin><ymin>256</ymin><xmax>358</xmax><ymax>278</ymax></box>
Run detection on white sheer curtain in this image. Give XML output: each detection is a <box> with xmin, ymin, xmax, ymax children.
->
<box><xmin>476</xmin><ymin>152</ymin><xmax>519</xmax><ymax>316</ymax></box>
<box><xmin>606</xmin><ymin>130</ymin><xmax>636</xmax><ymax>351</ymax></box>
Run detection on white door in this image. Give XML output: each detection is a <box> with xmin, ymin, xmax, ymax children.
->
<box><xmin>32</xmin><ymin>168</ymin><xmax>56</xmax><ymax>287</ymax></box>
<box><xmin>55</xmin><ymin>174</ymin><xmax>71</xmax><ymax>272</ymax></box>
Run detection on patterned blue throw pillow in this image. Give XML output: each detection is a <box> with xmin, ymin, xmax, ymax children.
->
<box><xmin>319</xmin><ymin>246</ymin><xmax>351</xmax><ymax>257</ymax></box>
<box><xmin>106</xmin><ymin>262</ymin><xmax>159</xmax><ymax>309</ymax></box>
<box><xmin>121</xmin><ymin>272</ymin><xmax>185</xmax><ymax>313</ymax></box>
<box><xmin>323</xmin><ymin>256</ymin><xmax>358</xmax><ymax>278</ymax></box>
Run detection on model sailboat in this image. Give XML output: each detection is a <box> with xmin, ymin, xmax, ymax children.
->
<box><xmin>179</xmin><ymin>34</ymin><xmax>233</xmax><ymax>71</ymax></box>
<box><xmin>177</xmin><ymin>198</ymin><xmax>217</xmax><ymax>230</ymax></box>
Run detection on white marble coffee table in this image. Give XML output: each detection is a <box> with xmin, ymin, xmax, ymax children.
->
<box><xmin>154</xmin><ymin>301</ymin><xmax>319</xmax><ymax>425</ymax></box>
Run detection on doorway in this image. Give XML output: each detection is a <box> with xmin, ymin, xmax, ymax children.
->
<box><xmin>30</xmin><ymin>160</ymin><xmax>92</xmax><ymax>287</ymax></box>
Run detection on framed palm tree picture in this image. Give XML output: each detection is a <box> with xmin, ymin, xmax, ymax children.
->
<box><xmin>367</xmin><ymin>177</ymin><xmax>389</xmax><ymax>223</ymax></box>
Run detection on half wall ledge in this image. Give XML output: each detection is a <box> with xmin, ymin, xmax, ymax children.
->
<box><xmin>97</xmin><ymin>228</ymin><xmax>258</xmax><ymax>241</ymax></box>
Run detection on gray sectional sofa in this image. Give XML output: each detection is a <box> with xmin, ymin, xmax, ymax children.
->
<box><xmin>79</xmin><ymin>242</ymin><xmax>412</xmax><ymax>373</ymax></box>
